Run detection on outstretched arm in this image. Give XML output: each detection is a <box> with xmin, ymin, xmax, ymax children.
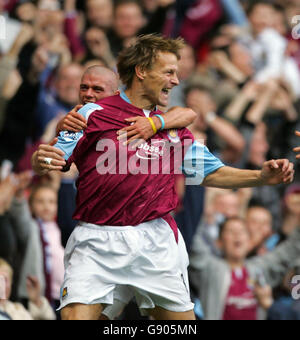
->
<box><xmin>202</xmin><ymin>159</ymin><xmax>294</xmax><ymax>189</ymax></box>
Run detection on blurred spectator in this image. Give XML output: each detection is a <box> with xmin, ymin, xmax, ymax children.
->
<box><xmin>83</xmin><ymin>27</ymin><xmax>115</xmax><ymax>69</ymax></box>
<box><xmin>240</xmin><ymin>122</ymin><xmax>283</xmax><ymax>230</ymax></box>
<box><xmin>282</xmin><ymin>184</ymin><xmax>300</xmax><ymax>236</ymax></box>
<box><xmin>28</xmin><ymin>184</ymin><xmax>64</xmax><ymax>314</ymax></box>
<box><xmin>35</xmin><ymin>62</ymin><xmax>83</xmax><ymax>134</ymax></box>
<box><xmin>185</xmin><ymin>83</ymin><xmax>245</xmax><ymax>164</ymax></box>
<box><xmin>0</xmin><ymin>258</ymin><xmax>55</xmax><ymax>320</ymax></box>
<box><xmin>245</xmin><ymin>205</ymin><xmax>273</xmax><ymax>257</ymax></box>
<box><xmin>0</xmin><ymin>170</ymin><xmax>33</xmax><ymax>301</ymax></box>
<box><xmin>169</xmin><ymin>43</ymin><xmax>197</xmax><ymax>108</ymax></box>
<box><xmin>189</xmin><ymin>217</ymin><xmax>300</xmax><ymax>320</ymax></box>
<box><xmin>243</xmin><ymin>1</ymin><xmax>300</xmax><ymax>99</ymax></box>
<box><xmin>196</xmin><ymin>189</ymin><xmax>243</xmax><ymax>255</ymax></box>
<box><xmin>86</xmin><ymin>0</ymin><xmax>113</xmax><ymax>30</ymax></box>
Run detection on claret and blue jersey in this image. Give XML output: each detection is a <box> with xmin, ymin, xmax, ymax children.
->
<box><xmin>54</xmin><ymin>93</ymin><xmax>224</xmax><ymax>239</ymax></box>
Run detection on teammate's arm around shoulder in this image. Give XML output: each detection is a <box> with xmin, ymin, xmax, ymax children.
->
<box><xmin>117</xmin><ymin>107</ymin><xmax>197</xmax><ymax>145</ymax></box>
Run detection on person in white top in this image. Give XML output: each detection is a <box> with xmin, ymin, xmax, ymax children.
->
<box><xmin>0</xmin><ymin>258</ymin><xmax>55</xmax><ymax>320</ymax></box>
<box><xmin>240</xmin><ymin>1</ymin><xmax>300</xmax><ymax>99</ymax></box>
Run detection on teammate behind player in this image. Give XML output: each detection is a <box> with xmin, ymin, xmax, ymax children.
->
<box><xmin>33</xmin><ymin>35</ymin><xmax>294</xmax><ymax>321</ymax></box>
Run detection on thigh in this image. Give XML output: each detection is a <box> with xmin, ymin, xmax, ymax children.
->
<box><xmin>61</xmin><ymin>303</ymin><xmax>103</xmax><ymax>320</ymax></box>
<box><xmin>149</xmin><ymin>306</ymin><xmax>196</xmax><ymax>320</ymax></box>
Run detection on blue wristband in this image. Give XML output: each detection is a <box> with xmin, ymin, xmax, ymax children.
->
<box><xmin>154</xmin><ymin>114</ymin><xmax>165</xmax><ymax>130</ymax></box>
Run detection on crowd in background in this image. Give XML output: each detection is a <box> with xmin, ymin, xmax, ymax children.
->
<box><xmin>0</xmin><ymin>0</ymin><xmax>300</xmax><ymax>320</ymax></box>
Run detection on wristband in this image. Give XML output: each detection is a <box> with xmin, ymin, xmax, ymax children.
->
<box><xmin>147</xmin><ymin>117</ymin><xmax>158</xmax><ymax>134</ymax></box>
<box><xmin>154</xmin><ymin>114</ymin><xmax>165</xmax><ymax>130</ymax></box>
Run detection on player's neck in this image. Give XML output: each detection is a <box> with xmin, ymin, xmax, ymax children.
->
<box><xmin>124</xmin><ymin>87</ymin><xmax>156</xmax><ymax>111</ymax></box>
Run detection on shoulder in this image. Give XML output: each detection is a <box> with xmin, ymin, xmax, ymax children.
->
<box><xmin>95</xmin><ymin>94</ymin><xmax>124</xmax><ymax>108</ymax></box>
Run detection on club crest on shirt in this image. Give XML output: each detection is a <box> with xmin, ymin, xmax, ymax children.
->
<box><xmin>167</xmin><ymin>129</ymin><xmax>180</xmax><ymax>143</ymax></box>
<box><xmin>62</xmin><ymin>287</ymin><xmax>68</xmax><ymax>299</ymax></box>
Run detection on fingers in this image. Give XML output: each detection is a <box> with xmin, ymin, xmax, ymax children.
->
<box><xmin>295</xmin><ymin>130</ymin><xmax>300</xmax><ymax>137</ymax></box>
<box><xmin>49</xmin><ymin>137</ymin><xmax>58</xmax><ymax>146</ymax></box>
<box><xmin>117</xmin><ymin>130</ymin><xmax>138</xmax><ymax>142</ymax></box>
<box><xmin>73</xmin><ymin>104</ymin><xmax>83</xmax><ymax>112</ymax></box>
<box><xmin>117</xmin><ymin>125</ymin><xmax>136</xmax><ymax>136</ymax></box>
<box><xmin>293</xmin><ymin>146</ymin><xmax>300</xmax><ymax>152</ymax></box>
<box><xmin>283</xmin><ymin>162</ymin><xmax>294</xmax><ymax>183</ymax></box>
<box><xmin>39</xmin><ymin>144</ymin><xmax>65</xmax><ymax>158</ymax></box>
<box><xmin>268</xmin><ymin>159</ymin><xmax>279</xmax><ymax>169</ymax></box>
<box><xmin>126</xmin><ymin>135</ymin><xmax>144</xmax><ymax>147</ymax></box>
<box><xmin>63</xmin><ymin>117</ymin><xmax>86</xmax><ymax>131</ymax></box>
<box><xmin>271</xmin><ymin>159</ymin><xmax>289</xmax><ymax>172</ymax></box>
<box><xmin>69</xmin><ymin>111</ymin><xmax>87</xmax><ymax>124</ymax></box>
<box><xmin>125</xmin><ymin>117</ymin><xmax>139</xmax><ymax>123</ymax></box>
<box><xmin>276</xmin><ymin>159</ymin><xmax>290</xmax><ymax>172</ymax></box>
<box><xmin>37</xmin><ymin>145</ymin><xmax>66</xmax><ymax>171</ymax></box>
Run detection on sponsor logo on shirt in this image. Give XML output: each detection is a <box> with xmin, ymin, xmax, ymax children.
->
<box><xmin>136</xmin><ymin>141</ymin><xmax>166</xmax><ymax>160</ymax></box>
<box><xmin>167</xmin><ymin>129</ymin><xmax>180</xmax><ymax>144</ymax></box>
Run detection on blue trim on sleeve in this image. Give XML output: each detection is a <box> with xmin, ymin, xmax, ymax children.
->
<box><xmin>54</xmin><ymin>103</ymin><xmax>101</xmax><ymax>160</ymax></box>
<box><xmin>182</xmin><ymin>141</ymin><xmax>225</xmax><ymax>185</ymax></box>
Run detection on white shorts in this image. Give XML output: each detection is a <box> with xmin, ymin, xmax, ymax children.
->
<box><xmin>58</xmin><ymin>218</ymin><xmax>194</xmax><ymax>316</ymax></box>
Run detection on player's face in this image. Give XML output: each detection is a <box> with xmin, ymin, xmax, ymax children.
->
<box><xmin>79</xmin><ymin>73</ymin><xmax>116</xmax><ymax>104</ymax></box>
<box><xmin>143</xmin><ymin>52</ymin><xmax>179</xmax><ymax>107</ymax></box>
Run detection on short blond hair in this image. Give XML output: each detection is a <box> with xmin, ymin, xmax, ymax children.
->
<box><xmin>117</xmin><ymin>34</ymin><xmax>185</xmax><ymax>88</ymax></box>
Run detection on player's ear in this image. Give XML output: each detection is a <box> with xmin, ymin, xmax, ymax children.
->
<box><xmin>135</xmin><ymin>65</ymin><xmax>147</xmax><ymax>81</ymax></box>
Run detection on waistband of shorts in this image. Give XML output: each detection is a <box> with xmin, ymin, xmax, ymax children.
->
<box><xmin>77</xmin><ymin>218</ymin><xmax>168</xmax><ymax>232</ymax></box>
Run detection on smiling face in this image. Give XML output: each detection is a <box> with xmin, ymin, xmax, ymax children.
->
<box><xmin>79</xmin><ymin>72</ymin><xmax>118</xmax><ymax>104</ymax></box>
<box><xmin>219</xmin><ymin>219</ymin><xmax>250</xmax><ymax>263</ymax></box>
<box><xmin>141</xmin><ymin>52</ymin><xmax>179</xmax><ymax>108</ymax></box>
<box><xmin>246</xmin><ymin>207</ymin><xmax>272</xmax><ymax>248</ymax></box>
